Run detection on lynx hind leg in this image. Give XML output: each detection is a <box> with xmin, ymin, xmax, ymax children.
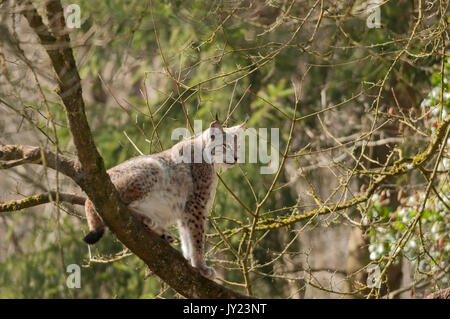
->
<box><xmin>133</xmin><ymin>212</ymin><xmax>175</xmax><ymax>243</ymax></box>
<box><xmin>83</xmin><ymin>199</ymin><xmax>105</xmax><ymax>245</ymax></box>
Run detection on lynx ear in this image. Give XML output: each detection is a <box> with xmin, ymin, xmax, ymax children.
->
<box><xmin>210</xmin><ymin>113</ymin><xmax>222</xmax><ymax>128</ymax></box>
<box><xmin>239</xmin><ymin>114</ymin><xmax>249</xmax><ymax>128</ymax></box>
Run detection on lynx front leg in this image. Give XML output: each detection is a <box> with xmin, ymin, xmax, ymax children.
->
<box><xmin>177</xmin><ymin>220</ymin><xmax>192</xmax><ymax>261</ymax></box>
<box><xmin>182</xmin><ymin>208</ymin><xmax>216</xmax><ymax>279</ymax></box>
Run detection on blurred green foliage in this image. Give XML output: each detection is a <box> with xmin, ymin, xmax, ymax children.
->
<box><xmin>367</xmin><ymin>59</ymin><xmax>450</xmax><ymax>288</ymax></box>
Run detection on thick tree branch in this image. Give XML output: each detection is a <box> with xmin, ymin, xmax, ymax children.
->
<box><xmin>14</xmin><ymin>0</ymin><xmax>249</xmax><ymax>298</ymax></box>
<box><xmin>0</xmin><ymin>192</ymin><xmax>86</xmax><ymax>212</ymax></box>
<box><xmin>0</xmin><ymin>144</ymin><xmax>83</xmax><ymax>182</ymax></box>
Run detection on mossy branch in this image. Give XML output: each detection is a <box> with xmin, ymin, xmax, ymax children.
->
<box><xmin>0</xmin><ymin>192</ymin><xmax>86</xmax><ymax>213</ymax></box>
<box><xmin>256</xmin><ymin>115</ymin><xmax>450</xmax><ymax>230</ymax></box>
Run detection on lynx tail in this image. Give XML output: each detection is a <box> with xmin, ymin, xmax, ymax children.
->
<box><xmin>83</xmin><ymin>199</ymin><xmax>105</xmax><ymax>245</ymax></box>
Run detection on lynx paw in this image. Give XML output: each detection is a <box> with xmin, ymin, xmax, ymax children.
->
<box><xmin>160</xmin><ymin>232</ymin><xmax>175</xmax><ymax>243</ymax></box>
<box><xmin>142</xmin><ymin>217</ymin><xmax>157</xmax><ymax>229</ymax></box>
<box><xmin>197</xmin><ymin>265</ymin><xmax>216</xmax><ymax>280</ymax></box>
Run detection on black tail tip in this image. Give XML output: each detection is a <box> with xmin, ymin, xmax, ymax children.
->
<box><xmin>83</xmin><ymin>229</ymin><xmax>104</xmax><ymax>245</ymax></box>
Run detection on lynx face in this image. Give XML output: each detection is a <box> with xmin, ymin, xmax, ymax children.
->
<box><xmin>205</xmin><ymin>120</ymin><xmax>246</xmax><ymax>167</ymax></box>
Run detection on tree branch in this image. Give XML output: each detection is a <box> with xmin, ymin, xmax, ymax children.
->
<box><xmin>0</xmin><ymin>192</ymin><xmax>86</xmax><ymax>213</ymax></box>
<box><xmin>256</xmin><ymin>114</ymin><xmax>450</xmax><ymax>230</ymax></box>
<box><xmin>0</xmin><ymin>144</ymin><xmax>83</xmax><ymax>182</ymax></box>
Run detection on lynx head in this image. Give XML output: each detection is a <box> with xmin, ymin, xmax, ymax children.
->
<box><xmin>204</xmin><ymin>115</ymin><xmax>248</xmax><ymax>168</ymax></box>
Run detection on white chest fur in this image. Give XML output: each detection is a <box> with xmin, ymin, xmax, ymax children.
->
<box><xmin>128</xmin><ymin>161</ymin><xmax>192</xmax><ymax>227</ymax></box>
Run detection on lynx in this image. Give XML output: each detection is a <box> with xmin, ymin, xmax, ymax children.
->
<box><xmin>83</xmin><ymin>117</ymin><xmax>246</xmax><ymax>279</ymax></box>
